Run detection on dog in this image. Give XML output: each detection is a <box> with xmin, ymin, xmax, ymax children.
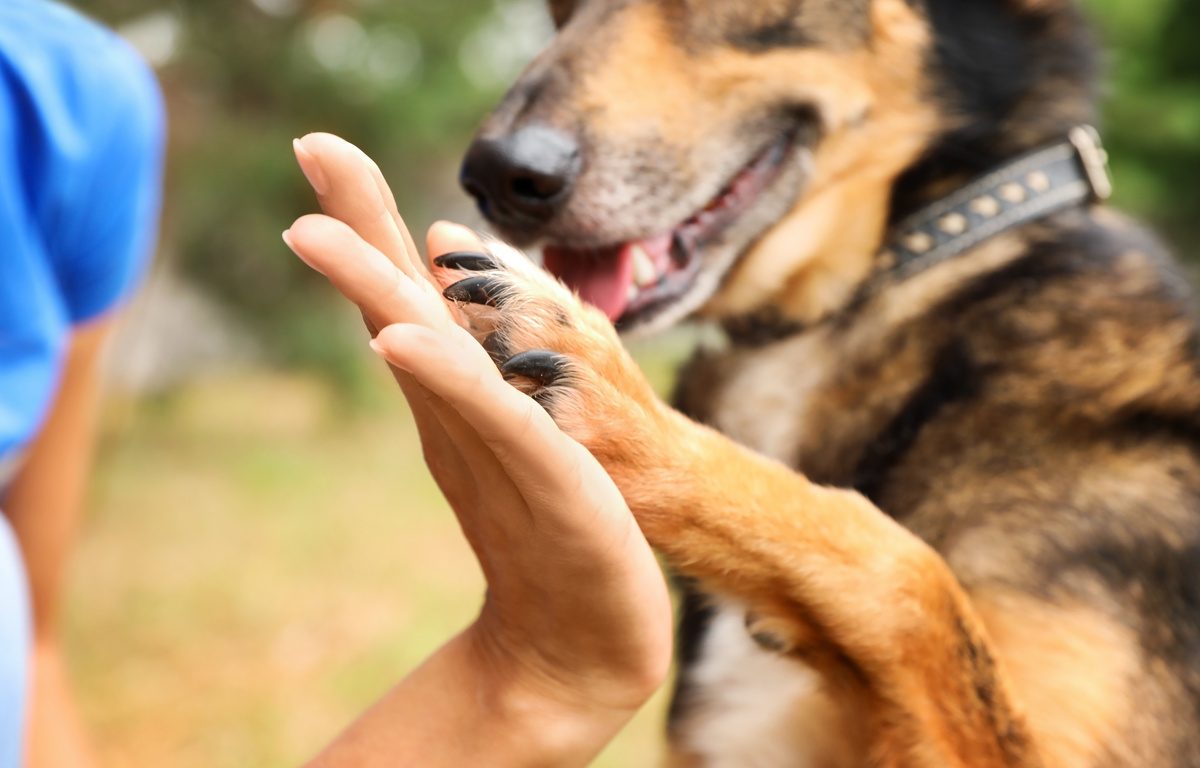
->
<box><xmin>441</xmin><ymin>0</ymin><xmax>1200</xmax><ymax>764</ymax></box>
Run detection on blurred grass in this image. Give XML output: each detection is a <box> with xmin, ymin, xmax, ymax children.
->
<box><xmin>66</xmin><ymin>338</ymin><xmax>692</xmax><ymax>767</ymax></box>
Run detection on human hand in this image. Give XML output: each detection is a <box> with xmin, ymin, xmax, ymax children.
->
<box><xmin>284</xmin><ymin>133</ymin><xmax>672</xmax><ymax>764</ymax></box>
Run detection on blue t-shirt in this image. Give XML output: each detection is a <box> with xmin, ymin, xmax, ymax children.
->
<box><xmin>0</xmin><ymin>0</ymin><xmax>165</xmax><ymax>476</ymax></box>
<box><xmin>0</xmin><ymin>6</ymin><xmax>164</xmax><ymax>765</ymax></box>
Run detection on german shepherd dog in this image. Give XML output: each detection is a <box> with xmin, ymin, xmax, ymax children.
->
<box><xmin>439</xmin><ymin>0</ymin><xmax>1200</xmax><ymax>764</ymax></box>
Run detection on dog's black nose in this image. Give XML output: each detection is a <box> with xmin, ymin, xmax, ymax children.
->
<box><xmin>460</xmin><ymin>124</ymin><xmax>580</xmax><ymax>229</ymax></box>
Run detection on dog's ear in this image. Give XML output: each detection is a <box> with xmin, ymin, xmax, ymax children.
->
<box><xmin>917</xmin><ymin>0</ymin><xmax>1096</xmax><ymax>135</ymax></box>
<box><xmin>883</xmin><ymin>0</ymin><xmax>1097</xmax><ymax>224</ymax></box>
<box><xmin>924</xmin><ymin>0</ymin><xmax>1036</xmax><ymax>124</ymax></box>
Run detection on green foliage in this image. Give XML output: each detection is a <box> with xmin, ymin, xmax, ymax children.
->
<box><xmin>1087</xmin><ymin>0</ymin><xmax>1200</xmax><ymax>254</ymax></box>
<box><xmin>78</xmin><ymin>0</ymin><xmax>510</xmax><ymax>389</ymax></box>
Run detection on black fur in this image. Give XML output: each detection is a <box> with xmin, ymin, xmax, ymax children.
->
<box><xmin>852</xmin><ymin>338</ymin><xmax>981</xmax><ymax>504</ymax></box>
<box><xmin>891</xmin><ymin>0</ymin><xmax>1099</xmax><ymax>221</ymax></box>
<box><xmin>667</xmin><ymin>584</ymin><xmax>717</xmax><ymax>728</ymax></box>
<box><xmin>728</xmin><ymin>19</ymin><xmax>815</xmax><ymax>52</ymax></box>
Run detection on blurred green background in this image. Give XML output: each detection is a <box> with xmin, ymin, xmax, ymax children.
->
<box><xmin>59</xmin><ymin>0</ymin><xmax>1200</xmax><ymax>766</ymax></box>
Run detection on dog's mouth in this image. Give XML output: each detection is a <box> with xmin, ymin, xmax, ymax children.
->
<box><xmin>542</xmin><ymin>133</ymin><xmax>797</xmax><ymax>328</ymax></box>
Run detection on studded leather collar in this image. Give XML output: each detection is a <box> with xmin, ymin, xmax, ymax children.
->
<box><xmin>862</xmin><ymin>125</ymin><xmax>1111</xmax><ymax>298</ymax></box>
<box><xmin>723</xmin><ymin>126</ymin><xmax>1112</xmax><ymax>345</ymax></box>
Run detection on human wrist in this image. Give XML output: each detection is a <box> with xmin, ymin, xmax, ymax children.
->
<box><xmin>459</xmin><ymin>622</ymin><xmax>648</xmax><ymax>766</ymax></box>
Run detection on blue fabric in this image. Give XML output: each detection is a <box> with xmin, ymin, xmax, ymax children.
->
<box><xmin>0</xmin><ymin>516</ymin><xmax>28</xmax><ymax>768</ymax></box>
<box><xmin>0</xmin><ymin>3</ymin><xmax>165</xmax><ymax>765</ymax></box>
<box><xmin>0</xmin><ymin>0</ymin><xmax>165</xmax><ymax>463</ymax></box>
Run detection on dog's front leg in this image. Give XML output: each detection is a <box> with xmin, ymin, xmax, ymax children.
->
<box><xmin>434</xmin><ymin>243</ymin><xmax>1042</xmax><ymax>768</ymax></box>
<box><xmin>629</xmin><ymin>413</ymin><xmax>1041</xmax><ymax>768</ymax></box>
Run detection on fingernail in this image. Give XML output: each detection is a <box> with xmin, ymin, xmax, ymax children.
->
<box><xmin>431</xmin><ymin>220</ymin><xmax>483</xmax><ymax>242</ymax></box>
<box><xmin>293</xmin><ymin>137</ymin><xmax>329</xmax><ymax>196</ymax></box>
<box><xmin>282</xmin><ymin>229</ymin><xmax>326</xmax><ymax>275</ymax></box>
<box><xmin>368</xmin><ymin>338</ymin><xmax>385</xmax><ymax>357</ymax></box>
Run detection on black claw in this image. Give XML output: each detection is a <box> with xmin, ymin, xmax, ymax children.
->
<box><xmin>744</xmin><ymin>613</ymin><xmax>793</xmax><ymax>654</ymax></box>
<box><xmin>432</xmin><ymin>251</ymin><xmax>497</xmax><ymax>272</ymax></box>
<box><xmin>501</xmin><ymin>350</ymin><xmax>570</xmax><ymax>387</ymax></box>
<box><xmin>749</xmin><ymin>630</ymin><xmax>792</xmax><ymax>654</ymax></box>
<box><xmin>443</xmin><ymin>276</ymin><xmax>506</xmax><ymax>306</ymax></box>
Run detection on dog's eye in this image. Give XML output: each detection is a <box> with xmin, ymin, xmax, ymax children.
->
<box><xmin>723</xmin><ymin>0</ymin><xmax>871</xmax><ymax>52</ymax></box>
<box><xmin>729</xmin><ymin>18</ymin><xmax>812</xmax><ymax>52</ymax></box>
<box><xmin>547</xmin><ymin>0</ymin><xmax>577</xmax><ymax>28</ymax></box>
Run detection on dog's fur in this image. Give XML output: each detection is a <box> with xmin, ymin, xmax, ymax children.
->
<box><xmin>456</xmin><ymin>0</ymin><xmax>1200</xmax><ymax>764</ymax></box>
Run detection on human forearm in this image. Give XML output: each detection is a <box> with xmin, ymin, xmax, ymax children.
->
<box><xmin>4</xmin><ymin>319</ymin><xmax>112</xmax><ymax>768</ymax></box>
<box><xmin>24</xmin><ymin>644</ymin><xmax>98</xmax><ymax>768</ymax></box>
<box><xmin>307</xmin><ymin>626</ymin><xmax>641</xmax><ymax>768</ymax></box>
<box><xmin>4</xmin><ymin>319</ymin><xmax>111</xmax><ymax>639</ymax></box>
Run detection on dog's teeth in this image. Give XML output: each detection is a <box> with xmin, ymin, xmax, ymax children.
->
<box><xmin>627</xmin><ymin>285</ymin><xmax>639</xmax><ymax>303</ymax></box>
<box><xmin>631</xmin><ymin>245</ymin><xmax>658</xmax><ymax>287</ymax></box>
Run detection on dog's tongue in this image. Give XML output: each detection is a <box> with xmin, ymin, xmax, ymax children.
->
<box><xmin>543</xmin><ymin>235</ymin><xmax>672</xmax><ymax>321</ymax></box>
<box><xmin>542</xmin><ymin>244</ymin><xmax>634</xmax><ymax>321</ymax></box>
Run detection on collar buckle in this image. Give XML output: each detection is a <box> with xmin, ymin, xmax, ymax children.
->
<box><xmin>1069</xmin><ymin>125</ymin><xmax>1113</xmax><ymax>202</ymax></box>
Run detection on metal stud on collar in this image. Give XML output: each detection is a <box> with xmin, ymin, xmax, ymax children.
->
<box><xmin>1069</xmin><ymin>124</ymin><xmax>1113</xmax><ymax>202</ymax></box>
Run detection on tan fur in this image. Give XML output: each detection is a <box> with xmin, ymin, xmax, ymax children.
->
<box><xmin>570</xmin><ymin>0</ymin><xmax>940</xmax><ymax>322</ymax></box>
<box><xmin>705</xmin><ymin>0</ymin><xmax>940</xmax><ymax>320</ymax></box>
<box><xmin>973</xmin><ymin>590</ymin><xmax>1137</xmax><ymax>766</ymax></box>
<box><xmin>451</xmin><ymin>241</ymin><xmax>1046</xmax><ymax>767</ymax></box>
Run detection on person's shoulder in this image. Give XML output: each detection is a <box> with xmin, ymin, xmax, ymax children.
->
<box><xmin>0</xmin><ymin>1</ymin><xmax>115</xmax><ymax>45</ymax></box>
<box><xmin>0</xmin><ymin>0</ymin><xmax>163</xmax><ymax>144</ymax></box>
<box><xmin>0</xmin><ymin>1</ymin><xmax>165</xmax><ymax>324</ymax></box>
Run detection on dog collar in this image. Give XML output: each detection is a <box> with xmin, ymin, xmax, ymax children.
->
<box><xmin>867</xmin><ymin>125</ymin><xmax>1111</xmax><ymax>294</ymax></box>
<box><xmin>723</xmin><ymin>126</ymin><xmax>1112</xmax><ymax>345</ymax></box>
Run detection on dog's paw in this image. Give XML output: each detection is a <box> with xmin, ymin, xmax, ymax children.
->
<box><xmin>433</xmin><ymin>240</ymin><xmax>666</xmax><ymax>471</ymax></box>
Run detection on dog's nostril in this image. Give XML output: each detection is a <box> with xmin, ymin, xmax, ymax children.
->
<box><xmin>512</xmin><ymin>177</ymin><xmax>539</xmax><ymax>199</ymax></box>
<box><xmin>511</xmin><ymin>172</ymin><xmax>564</xmax><ymax>202</ymax></box>
<box><xmin>459</xmin><ymin>123</ymin><xmax>581</xmax><ymax>228</ymax></box>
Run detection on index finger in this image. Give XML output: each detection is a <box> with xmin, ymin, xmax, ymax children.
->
<box><xmin>293</xmin><ymin>132</ymin><xmax>425</xmax><ymax>279</ymax></box>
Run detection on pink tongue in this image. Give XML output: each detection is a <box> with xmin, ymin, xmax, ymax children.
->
<box><xmin>543</xmin><ymin>235</ymin><xmax>673</xmax><ymax>322</ymax></box>
<box><xmin>543</xmin><ymin>243</ymin><xmax>635</xmax><ymax>321</ymax></box>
